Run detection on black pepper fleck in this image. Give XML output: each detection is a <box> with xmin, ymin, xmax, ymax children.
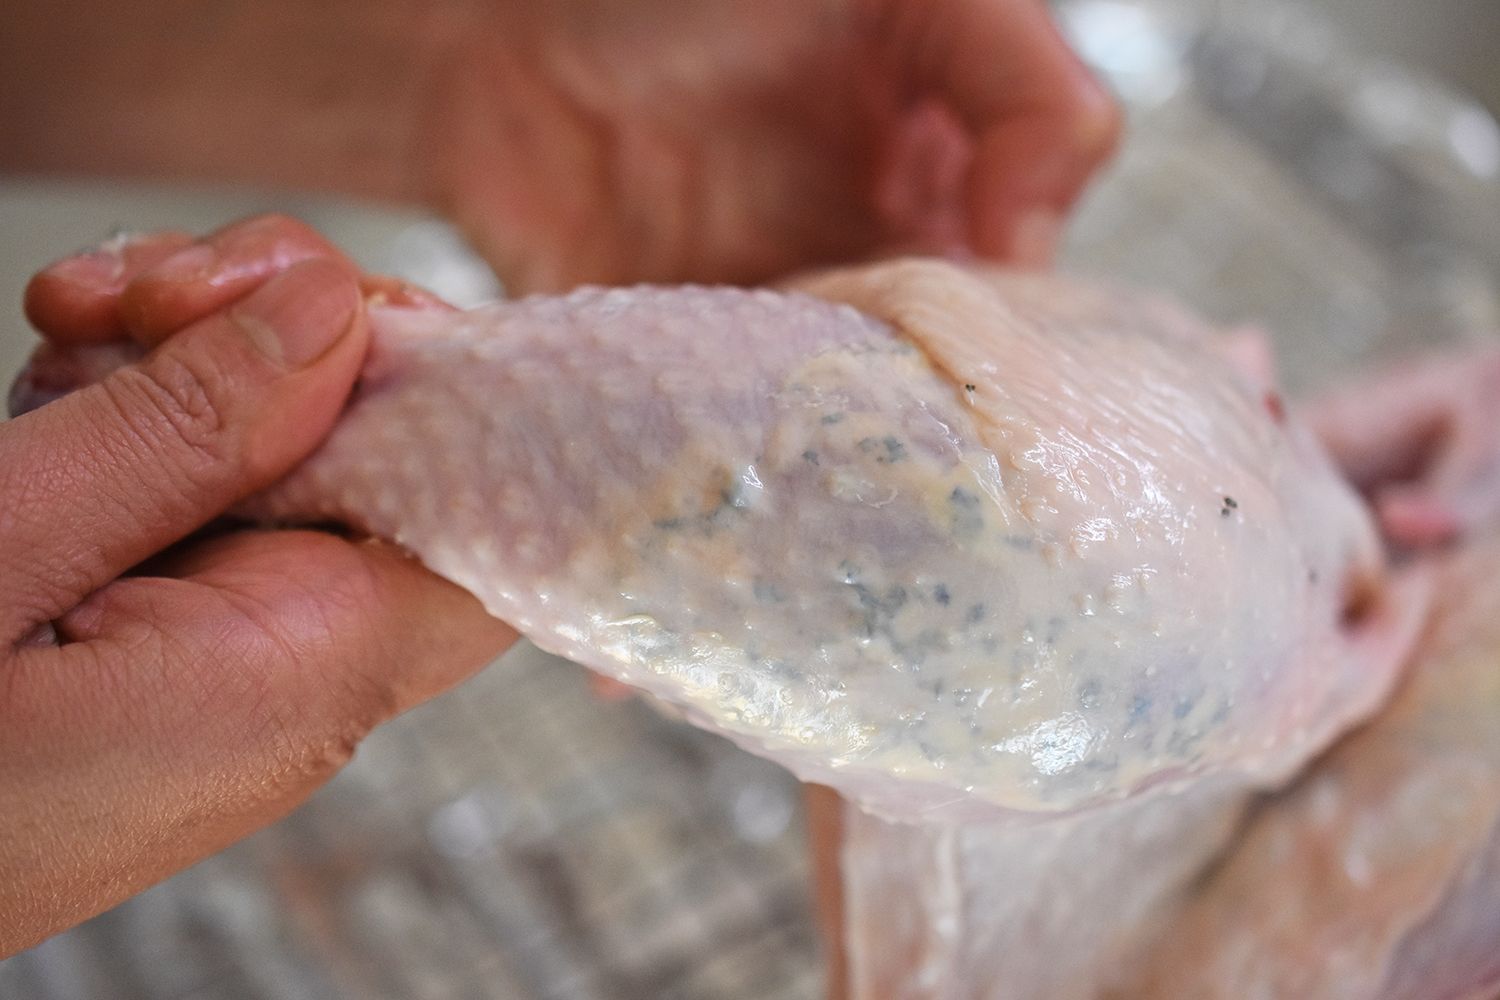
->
<box><xmin>950</xmin><ymin>486</ymin><xmax>984</xmax><ymax>538</ymax></box>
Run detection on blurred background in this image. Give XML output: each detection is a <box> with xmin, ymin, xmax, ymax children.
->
<box><xmin>1</xmin><ymin>1</ymin><xmax>1497</xmax><ymax>997</ymax></box>
<box><xmin>1319</xmin><ymin>0</ymin><xmax>1499</xmax><ymax>114</ymax></box>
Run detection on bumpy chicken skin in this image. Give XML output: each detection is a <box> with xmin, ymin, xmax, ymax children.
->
<box><xmin>10</xmin><ymin>258</ymin><xmax>1417</xmax><ymax>820</ymax></box>
<box><xmin>219</xmin><ymin>259</ymin><xmax>1411</xmax><ymax>820</ymax></box>
<box><xmin>833</xmin><ymin>536</ymin><xmax>1500</xmax><ymax>1000</ymax></box>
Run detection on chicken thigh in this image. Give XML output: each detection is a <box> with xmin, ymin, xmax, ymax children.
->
<box><xmin>11</xmin><ymin>258</ymin><xmax>1418</xmax><ymax>822</ymax></box>
<box><xmin>243</xmin><ymin>259</ymin><xmax>1415</xmax><ymax>821</ymax></box>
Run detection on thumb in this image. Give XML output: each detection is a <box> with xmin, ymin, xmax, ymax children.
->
<box><xmin>0</xmin><ymin>257</ymin><xmax>365</xmax><ymax>641</ymax></box>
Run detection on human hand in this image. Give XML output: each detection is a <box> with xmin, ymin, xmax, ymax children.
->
<box><xmin>1308</xmin><ymin>346</ymin><xmax>1500</xmax><ymax>548</ymax></box>
<box><xmin>423</xmin><ymin>0</ymin><xmax>1119</xmax><ymax>291</ymax></box>
<box><xmin>0</xmin><ymin>215</ymin><xmax>515</xmax><ymax>958</ymax></box>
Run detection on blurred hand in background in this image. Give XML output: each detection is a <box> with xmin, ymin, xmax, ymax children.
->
<box><xmin>0</xmin><ymin>0</ymin><xmax>1119</xmax><ymax>292</ymax></box>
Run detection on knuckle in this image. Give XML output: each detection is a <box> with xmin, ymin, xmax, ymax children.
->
<box><xmin>273</xmin><ymin>728</ymin><xmax>365</xmax><ymax>789</ymax></box>
<box><xmin>111</xmin><ymin>352</ymin><xmax>232</xmax><ymax>470</ymax></box>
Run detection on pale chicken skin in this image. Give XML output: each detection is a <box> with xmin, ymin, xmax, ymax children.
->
<box><xmin>824</xmin><ymin>341</ymin><xmax>1500</xmax><ymax>1000</ymax></box>
<box><xmin>837</xmin><ymin>774</ymin><xmax>1252</xmax><ymax>1000</ymax></box>
<box><xmin>833</xmin><ymin>527</ymin><xmax>1500</xmax><ymax>1000</ymax></box>
<box><xmin>1104</xmin><ymin>532</ymin><xmax>1500</xmax><ymax>1000</ymax></box>
<box><xmin>220</xmin><ymin>260</ymin><xmax>1411</xmax><ymax>823</ymax></box>
<box><xmin>12</xmin><ymin>260</ymin><xmax>1411</xmax><ymax>820</ymax></box>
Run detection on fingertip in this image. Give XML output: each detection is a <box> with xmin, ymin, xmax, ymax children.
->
<box><xmin>355</xmin><ymin>541</ymin><xmax>519</xmax><ymax>709</ymax></box>
<box><xmin>118</xmin><ymin>244</ymin><xmax>220</xmax><ymax>345</ymax></box>
<box><xmin>23</xmin><ymin>263</ymin><xmax>123</xmax><ymax>342</ymax></box>
<box><xmin>920</xmin><ymin>0</ymin><xmax>1121</xmax><ymax>262</ymax></box>
<box><xmin>1003</xmin><ymin>208</ymin><xmax>1063</xmax><ymax>270</ymax></box>
<box><xmin>1379</xmin><ymin>491</ymin><xmax>1460</xmax><ymax>548</ymax></box>
<box><xmin>967</xmin><ymin>99</ymin><xmax>1120</xmax><ymax>264</ymax></box>
<box><xmin>1067</xmin><ymin>68</ymin><xmax>1125</xmax><ymax>171</ymax></box>
<box><xmin>588</xmin><ymin>674</ymin><xmax>638</xmax><ymax>702</ymax></box>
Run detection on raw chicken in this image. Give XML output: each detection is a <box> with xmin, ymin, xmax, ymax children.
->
<box><xmin>837</xmin><ymin>776</ymin><xmax>1250</xmax><ymax>999</ymax></box>
<box><xmin>12</xmin><ymin>259</ymin><xmax>1412</xmax><ymax>821</ymax></box>
<box><xmin>826</xmin><ymin>342</ymin><xmax>1500</xmax><ymax>1000</ymax></box>
<box><xmin>1102</xmin><ymin>532</ymin><xmax>1500</xmax><ymax>1000</ymax></box>
<box><xmin>222</xmin><ymin>259</ymin><xmax>1411</xmax><ymax>821</ymax></box>
<box><xmin>833</xmin><ymin>525</ymin><xmax>1500</xmax><ymax>1000</ymax></box>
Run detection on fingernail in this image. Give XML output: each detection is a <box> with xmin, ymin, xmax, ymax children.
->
<box><xmin>1008</xmin><ymin>210</ymin><xmax>1063</xmax><ymax>269</ymax></box>
<box><xmin>143</xmin><ymin>242</ymin><xmax>220</xmax><ymax>286</ymax></box>
<box><xmin>231</xmin><ymin>259</ymin><xmax>358</xmax><ymax>368</ymax></box>
<box><xmin>49</xmin><ymin>230</ymin><xmax>189</xmax><ymax>291</ymax></box>
<box><xmin>46</xmin><ymin>246</ymin><xmax>130</xmax><ymax>291</ymax></box>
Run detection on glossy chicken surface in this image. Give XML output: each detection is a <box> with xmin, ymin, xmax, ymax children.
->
<box><xmin>838</xmin><ymin>777</ymin><xmax>1249</xmax><ymax>999</ymax></box>
<box><xmin>836</xmin><ymin>524</ymin><xmax>1500</xmax><ymax>1000</ymax></box>
<box><xmin>231</xmin><ymin>260</ymin><xmax>1409</xmax><ymax>821</ymax></box>
<box><xmin>1104</xmin><ymin>533</ymin><xmax>1500</xmax><ymax>1000</ymax></box>
<box><xmin>826</xmin><ymin>333</ymin><xmax>1500</xmax><ymax>1000</ymax></box>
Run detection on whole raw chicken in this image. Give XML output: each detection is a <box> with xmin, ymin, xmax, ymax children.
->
<box><xmin>119</xmin><ymin>258</ymin><xmax>1414</xmax><ymax>822</ymax></box>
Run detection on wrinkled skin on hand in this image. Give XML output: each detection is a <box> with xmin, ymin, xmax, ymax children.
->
<box><xmin>0</xmin><ymin>219</ymin><xmax>513</xmax><ymax>960</ymax></box>
<box><xmin>16</xmin><ymin>249</ymin><xmax>1419</xmax><ymax>825</ymax></box>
